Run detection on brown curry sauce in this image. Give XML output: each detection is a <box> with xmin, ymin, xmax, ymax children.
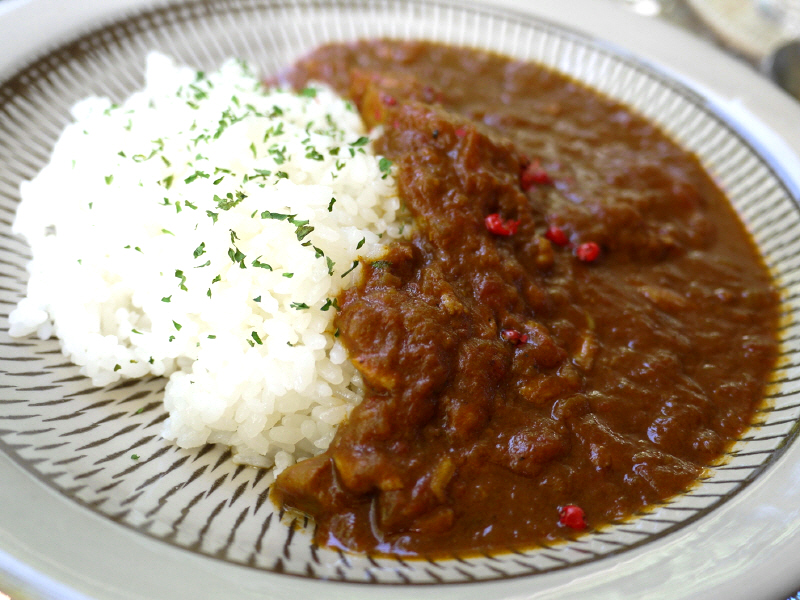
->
<box><xmin>271</xmin><ymin>40</ymin><xmax>779</xmax><ymax>557</ymax></box>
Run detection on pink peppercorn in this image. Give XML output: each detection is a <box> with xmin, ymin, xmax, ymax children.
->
<box><xmin>559</xmin><ymin>505</ymin><xmax>587</xmax><ymax>530</ymax></box>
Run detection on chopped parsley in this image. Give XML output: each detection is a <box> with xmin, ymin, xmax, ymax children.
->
<box><xmin>228</xmin><ymin>246</ymin><xmax>247</xmax><ymax>269</ymax></box>
<box><xmin>305</xmin><ymin>147</ymin><xmax>324</xmax><ymax>161</ymax></box>
<box><xmin>184</xmin><ymin>170</ymin><xmax>210</xmax><ymax>184</ymax></box>
<box><xmin>320</xmin><ymin>297</ymin><xmax>339</xmax><ymax>311</ymax></box>
<box><xmin>175</xmin><ymin>269</ymin><xmax>187</xmax><ymax>291</ymax></box>
<box><xmin>290</xmin><ymin>218</ymin><xmax>314</xmax><ymax>242</ymax></box>
<box><xmin>341</xmin><ymin>260</ymin><xmax>359</xmax><ymax>277</ymax></box>
<box><xmin>214</xmin><ymin>191</ymin><xmax>246</xmax><ymax>210</ymax></box>
<box><xmin>252</xmin><ymin>257</ymin><xmax>272</xmax><ymax>270</ymax></box>
<box><xmin>251</xmin><ymin>168</ymin><xmax>272</xmax><ymax>180</ymax></box>
<box><xmin>261</xmin><ymin>210</ymin><xmax>293</xmax><ymax>221</ymax></box>
<box><xmin>379</xmin><ymin>157</ymin><xmax>392</xmax><ymax>178</ymax></box>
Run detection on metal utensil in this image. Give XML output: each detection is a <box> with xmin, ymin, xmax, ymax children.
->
<box><xmin>763</xmin><ymin>39</ymin><xmax>800</xmax><ymax>99</ymax></box>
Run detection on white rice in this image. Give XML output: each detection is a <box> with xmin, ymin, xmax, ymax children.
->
<box><xmin>8</xmin><ymin>53</ymin><xmax>407</xmax><ymax>473</ymax></box>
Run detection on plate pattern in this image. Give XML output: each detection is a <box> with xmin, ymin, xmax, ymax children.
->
<box><xmin>1</xmin><ymin>0</ymin><xmax>800</xmax><ymax>585</ymax></box>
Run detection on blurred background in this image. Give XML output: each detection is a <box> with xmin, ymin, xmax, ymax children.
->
<box><xmin>621</xmin><ymin>0</ymin><xmax>798</xmax><ymax>60</ymax></box>
<box><xmin>616</xmin><ymin>0</ymin><xmax>800</xmax><ymax>97</ymax></box>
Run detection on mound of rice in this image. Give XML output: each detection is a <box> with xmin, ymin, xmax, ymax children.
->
<box><xmin>8</xmin><ymin>53</ymin><xmax>408</xmax><ymax>473</ymax></box>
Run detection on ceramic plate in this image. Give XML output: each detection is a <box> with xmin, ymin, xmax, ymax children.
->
<box><xmin>2</xmin><ymin>0</ymin><xmax>800</xmax><ymax>599</ymax></box>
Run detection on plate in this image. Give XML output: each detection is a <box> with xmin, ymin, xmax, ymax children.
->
<box><xmin>2</xmin><ymin>0</ymin><xmax>800</xmax><ymax>598</ymax></box>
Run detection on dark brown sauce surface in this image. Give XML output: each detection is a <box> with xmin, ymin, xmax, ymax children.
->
<box><xmin>271</xmin><ymin>40</ymin><xmax>780</xmax><ymax>557</ymax></box>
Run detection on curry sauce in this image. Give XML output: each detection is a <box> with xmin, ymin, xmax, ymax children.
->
<box><xmin>271</xmin><ymin>40</ymin><xmax>779</xmax><ymax>557</ymax></box>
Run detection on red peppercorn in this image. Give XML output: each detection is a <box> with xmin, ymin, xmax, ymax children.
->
<box><xmin>521</xmin><ymin>159</ymin><xmax>552</xmax><ymax>190</ymax></box>
<box><xmin>545</xmin><ymin>225</ymin><xmax>569</xmax><ymax>246</ymax></box>
<box><xmin>559</xmin><ymin>505</ymin><xmax>587</xmax><ymax>530</ymax></box>
<box><xmin>454</xmin><ymin>127</ymin><xmax>467</xmax><ymax>138</ymax></box>
<box><xmin>575</xmin><ymin>241</ymin><xmax>600</xmax><ymax>262</ymax></box>
<box><xmin>501</xmin><ymin>329</ymin><xmax>528</xmax><ymax>345</ymax></box>
<box><xmin>485</xmin><ymin>213</ymin><xmax>520</xmax><ymax>236</ymax></box>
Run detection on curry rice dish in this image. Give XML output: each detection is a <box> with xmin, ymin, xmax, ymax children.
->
<box><xmin>7</xmin><ymin>38</ymin><xmax>780</xmax><ymax>560</ymax></box>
